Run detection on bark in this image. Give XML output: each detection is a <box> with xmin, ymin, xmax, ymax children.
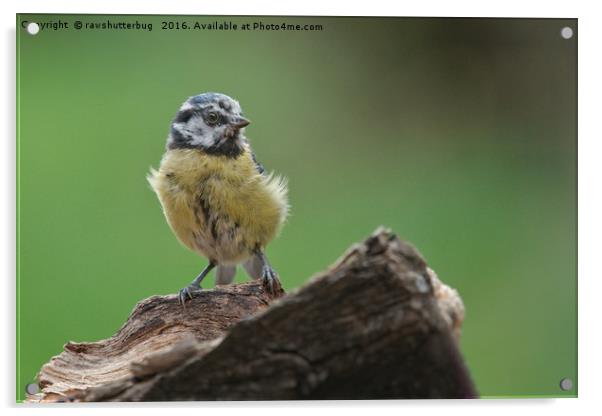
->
<box><xmin>28</xmin><ymin>227</ymin><xmax>476</xmax><ymax>402</ymax></box>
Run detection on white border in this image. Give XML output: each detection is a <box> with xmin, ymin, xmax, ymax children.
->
<box><xmin>2</xmin><ymin>0</ymin><xmax>587</xmax><ymax>17</ymax></box>
<box><xmin>3</xmin><ymin>1</ymin><xmax>601</xmax><ymax>415</ymax></box>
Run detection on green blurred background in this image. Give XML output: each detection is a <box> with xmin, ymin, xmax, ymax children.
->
<box><xmin>16</xmin><ymin>15</ymin><xmax>577</xmax><ymax>400</ymax></box>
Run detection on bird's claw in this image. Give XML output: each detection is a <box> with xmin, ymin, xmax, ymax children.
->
<box><xmin>178</xmin><ymin>284</ymin><xmax>201</xmax><ymax>307</ymax></box>
<box><xmin>261</xmin><ymin>266</ymin><xmax>281</xmax><ymax>296</ymax></box>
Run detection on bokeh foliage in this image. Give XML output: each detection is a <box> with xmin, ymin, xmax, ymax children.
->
<box><xmin>17</xmin><ymin>15</ymin><xmax>576</xmax><ymax>400</ymax></box>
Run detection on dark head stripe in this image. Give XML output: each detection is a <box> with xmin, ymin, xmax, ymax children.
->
<box><xmin>174</xmin><ymin>109</ymin><xmax>197</xmax><ymax>123</ymax></box>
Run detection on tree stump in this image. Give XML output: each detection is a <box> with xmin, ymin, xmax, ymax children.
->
<box><xmin>27</xmin><ymin>227</ymin><xmax>477</xmax><ymax>402</ymax></box>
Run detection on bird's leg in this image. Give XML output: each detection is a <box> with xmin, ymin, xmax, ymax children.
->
<box><xmin>253</xmin><ymin>248</ymin><xmax>282</xmax><ymax>295</ymax></box>
<box><xmin>178</xmin><ymin>261</ymin><xmax>216</xmax><ymax>306</ymax></box>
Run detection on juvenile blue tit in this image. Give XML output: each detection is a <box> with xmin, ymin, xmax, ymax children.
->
<box><xmin>148</xmin><ymin>92</ymin><xmax>289</xmax><ymax>305</ymax></box>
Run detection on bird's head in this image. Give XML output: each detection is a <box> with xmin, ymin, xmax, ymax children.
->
<box><xmin>167</xmin><ymin>92</ymin><xmax>250</xmax><ymax>157</ymax></box>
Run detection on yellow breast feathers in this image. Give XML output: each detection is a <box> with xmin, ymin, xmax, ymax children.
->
<box><xmin>148</xmin><ymin>146</ymin><xmax>288</xmax><ymax>264</ymax></box>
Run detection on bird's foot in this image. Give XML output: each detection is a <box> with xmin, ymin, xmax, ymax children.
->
<box><xmin>261</xmin><ymin>266</ymin><xmax>282</xmax><ymax>296</ymax></box>
<box><xmin>178</xmin><ymin>284</ymin><xmax>201</xmax><ymax>307</ymax></box>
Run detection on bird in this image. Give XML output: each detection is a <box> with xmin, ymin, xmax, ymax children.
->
<box><xmin>147</xmin><ymin>92</ymin><xmax>289</xmax><ymax>305</ymax></box>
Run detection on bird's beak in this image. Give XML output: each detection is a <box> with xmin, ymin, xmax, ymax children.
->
<box><xmin>230</xmin><ymin>117</ymin><xmax>250</xmax><ymax>129</ymax></box>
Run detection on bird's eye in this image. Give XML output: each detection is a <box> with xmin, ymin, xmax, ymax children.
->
<box><xmin>206</xmin><ymin>112</ymin><xmax>219</xmax><ymax>125</ymax></box>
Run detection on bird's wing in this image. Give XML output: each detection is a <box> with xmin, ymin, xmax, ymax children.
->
<box><xmin>243</xmin><ymin>139</ymin><xmax>265</xmax><ymax>174</ymax></box>
<box><xmin>251</xmin><ymin>151</ymin><xmax>265</xmax><ymax>174</ymax></box>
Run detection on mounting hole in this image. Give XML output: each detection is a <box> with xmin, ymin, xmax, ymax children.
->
<box><xmin>25</xmin><ymin>383</ymin><xmax>40</xmax><ymax>395</ymax></box>
<box><xmin>559</xmin><ymin>377</ymin><xmax>573</xmax><ymax>391</ymax></box>
<box><xmin>26</xmin><ymin>22</ymin><xmax>40</xmax><ymax>35</ymax></box>
<box><xmin>560</xmin><ymin>26</ymin><xmax>573</xmax><ymax>39</ymax></box>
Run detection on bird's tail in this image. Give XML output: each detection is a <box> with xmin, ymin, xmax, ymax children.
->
<box><xmin>243</xmin><ymin>256</ymin><xmax>263</xmax><ymax>280</ymax></box>
<box><xmin>215</xmin><ymin>265</ymin><xmax>237</xmax><ymax>285</ymax></box>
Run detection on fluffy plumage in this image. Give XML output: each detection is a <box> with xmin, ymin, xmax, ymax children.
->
<box><xmin>148</xmin><ymin>93</ymin><xmax>288</xmax><ymax>300</ymax></box>
<box><xmin>147</xmin><ymin>146</ymin><xmax>288</xmax><ymax>264</ymax></box>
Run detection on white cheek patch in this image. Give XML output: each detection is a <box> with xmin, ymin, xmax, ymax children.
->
<box><xmin>185</xmin><ymin>117</ymin><xmax>216</xmax><ymax>147</ymax></box>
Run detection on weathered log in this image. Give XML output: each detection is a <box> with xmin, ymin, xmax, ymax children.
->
<box><xmin>28</xmin><ymin>227</ymin><xmax>476</xmax><ymax>402</ymax></box>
